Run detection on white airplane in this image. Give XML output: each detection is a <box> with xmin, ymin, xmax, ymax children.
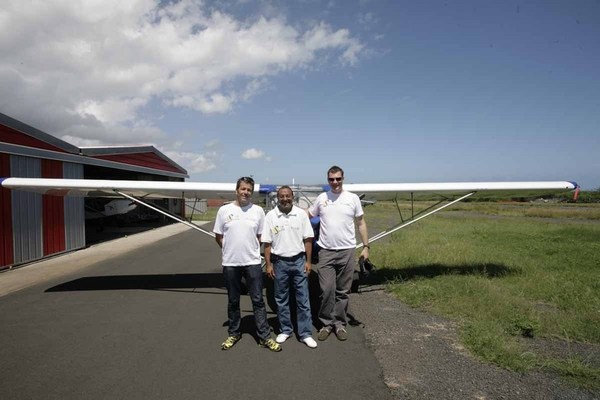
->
<box><xmin>85</xmin><ymin>199</ymin><xmax>138</xmax><ymax>219</ymax></box>
<box><xmin>0</xmin><ymin>177</ymin><xmax>579</xmax><ymax>248</ymax></box>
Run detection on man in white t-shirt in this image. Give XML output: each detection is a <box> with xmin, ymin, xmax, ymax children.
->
<box><xmin>308</xmin><ymin>166</ymin><xmax>369</xmax><ymax>341</ymax></box>
<box><xmin>262</xmin><ymin>186</ymin><xmax>317</xmax><ymax>349</ymax></box>
<box><xmin>213</xmin><ymin>176</ymin><xmax>281</xmax><ymax>352</ymax></box>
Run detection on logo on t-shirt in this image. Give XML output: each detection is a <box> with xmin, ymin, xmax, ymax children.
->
<box><xmin>226</xmin><ymin>213</ymin><xmax>239</xmax><ymax>223</ymax></box>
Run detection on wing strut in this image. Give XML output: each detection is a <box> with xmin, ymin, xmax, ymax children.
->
<box><xmin>186</xmin><ymin>198</ymin><xmax>205</xmax><ymax>221</ymax></box>
<box><xmin>394</xmin><ymin>192</ymin><xmax>454</xmax><ymax>223</ymax></box>
<box><xmin>357</xmin><ymin>192</ymin><xmax>475</xmax><ymax>249</ymax></box>
<box><xmin>115</xmin><ymin>191</ymin><xmax>216</xmax><ymax>238</ymax></box>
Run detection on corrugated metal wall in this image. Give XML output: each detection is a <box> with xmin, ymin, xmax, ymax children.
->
<box><xmin>1</xmin><ymin>153</ymin><xmax>14</xmax><ymax>268</ymax></box>
<box><xmin>10</xmin><ymin>155</ymin><xmax>43</xmax><ymax>264</ymax></box>
<box><xmin>63</xmin><ymin>163</ymin><xmax>85</xmax><ymax>251</ymax></box>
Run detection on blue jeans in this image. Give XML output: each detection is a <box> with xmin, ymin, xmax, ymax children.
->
<box><xmin>273</xmin><ymin>254</ymin><xmax>313</xmax><ymax>339</ymax></box>
<box><xmin>223</xmin><ymin>264</ymin><xmax>270</xmax><ymax>340</ymax></box>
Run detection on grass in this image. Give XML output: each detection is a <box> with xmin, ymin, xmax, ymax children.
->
<box><xmin>372</xmin><ymin>199</ymin><xmax>600</xmax><ymax>220</ymax></box>
<box><xmin>364</xmin><ymin>200</ymin><xmax>600</xmax><ymax>390</ymax></box>
<box><xmin>451</xmin><ymin>201</ymin><xmax>600</xmax><ymax>220</ymax></box>
<box><xmin>189</xmin><ymin>207</ymin><xmax>218</xmax><ymax>221</ymax></box>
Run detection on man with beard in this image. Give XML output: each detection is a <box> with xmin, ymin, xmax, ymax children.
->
<box><xmin>262</xmin><ymin>186</ymin><xmax>317</xmax><ymax>348</ymax></box>
<box><xmin>214</xmin><ymin>176</ymin><xmax>281</xmax><ymax>352</ymax></box>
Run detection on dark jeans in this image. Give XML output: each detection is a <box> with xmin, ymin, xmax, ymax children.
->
<box><xmin>223</xmin><ymin>264</ymin><xmax>270</xmax><ymax>340</ymax></box>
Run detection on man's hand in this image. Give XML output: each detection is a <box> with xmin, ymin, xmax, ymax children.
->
<box><xmin>304</xmin><ymin>262</ymin><xmax>312</xmax><ymax>275</ymax></box>
<box><xmin>360</xmin><ymin>247</ymin><xmax>369</xmax><ymax>260</ymax></box>
<box><xmin>266</xmin><ymin>264</ymin><xmax>275</xmax><ymax>279</ymax></box>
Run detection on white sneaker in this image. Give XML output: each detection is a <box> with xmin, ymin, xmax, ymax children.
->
<box><xmin>302</xmin><ymin>337</ymin><xmax>318</xmax><ymax>348</ymax></box>
<box><xmin>276</xmin><ymin>333</ymin><xmax>290</xmax><ymax>344</ymax></box>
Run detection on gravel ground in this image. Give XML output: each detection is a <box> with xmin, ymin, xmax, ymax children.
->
<box><xmin>349</xmin><ymin>286</ymin><xmax>599</xmax><ymax>400</ymax></box>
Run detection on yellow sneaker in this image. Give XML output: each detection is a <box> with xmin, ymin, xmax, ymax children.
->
<box><xmin>221</xmin><ymin>335</ymin><xmax>241</xmax><ymax>350</ymax></box>
<box><xmin>259</xmin><ymin>338</ymin><xmax>282</xmax><ymax>352</ymax></box>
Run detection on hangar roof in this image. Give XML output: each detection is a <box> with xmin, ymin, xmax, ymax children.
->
<box><xmin>80</xmin><ymin>146</ymin><xmax>187</xmax><ymax>175</ymax></box>
<box><xmin>0</xmin><ymin>113</ymin><xmax>188</xmax><ymax>179</ymax></box>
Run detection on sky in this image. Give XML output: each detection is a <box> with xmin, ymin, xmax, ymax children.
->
<box><xmin>1</xmin><ymin>0</ymin><xmax>599</xmax><ymax>189</ymax></box>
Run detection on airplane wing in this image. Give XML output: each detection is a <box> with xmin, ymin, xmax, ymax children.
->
<box><xmin>0</xmin><ymin>177</ymin><xmax>276</xmax><ymax>238</ymax></box>
<box><xmin>0</xmin><ymin>177</ymin><xmax>269</xmax><ymax>200</ymax></box>
<box><xmin>343</xmin><ymin>181</ymin><xmax>577</xmax><ymax>193</ymax></box>
<box><xmin>297</xmin><ymin>180</ymin><xmax>579</xmax><ymax>247</ymax></box>
<box><xmin>0</xmin><ymin>177</ymin><xmax>577</xmax><ymax>199</ymax></box>
<box><xmin>342</xmin><ymin>181</ymin><xmax>579</xmax><ymax>202</ymax></box>
<box><xmin>1</xmin><ymin>177</ymin><xmax>578</xmax><ymax>243</ymax></box>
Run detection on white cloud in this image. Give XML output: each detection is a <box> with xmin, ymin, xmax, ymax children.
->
<box><xmin>76</xmin><ymin>98</ymin><xmax>148</xmax><ymax>124</ymax></box>
<box><xmin>302</xmin><ymin>22</ymin><xmax>363</xmax><ymax>66</ymax></box>
<box><xmin>204</xmin><ymin>139</ymin><xmax>221</xmax><ymax>149</ymax></box>
<box><xmin>162</xmin><ymin>149</ymin><xmax>220</xmax><ymax>174</ymax></box>
<box><xmin>0</xmin><ymin>0</ymin><xmax>364</xmax><ymax>173</ymax></box>
<box><xmin>241</xmin><ymin>148</ymin><xmax>265</xmax><ymax>159</ymax></box>
<box><xmin>60</xmin><ymin>136</ymin><xmax>104</xmax><ymax>147</ymax></box>
<box><xmin>358</xmin><ymin>12</ymin><xmax>377</xmax><ymax>28</ymax></box>
<box><xmin>158</xmin><ymin>139</ymin><xmax>223</xmax><ymax>174</ymax></box>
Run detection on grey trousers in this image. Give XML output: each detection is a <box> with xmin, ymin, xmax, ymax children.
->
<box><xmin>317</xmin><ymin>248</ymin><xmax>355</xmax><ymax>329</ymax></box>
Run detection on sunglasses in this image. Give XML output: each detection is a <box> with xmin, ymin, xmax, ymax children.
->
<box><xmin>238</xmin><ymin>176</ymin><xmax>255</xmax><ymax>184</ymax></box>
<box><xmin>328</xmin><ymin>177</ymin><xmax>343</xmax><ymax>182</ymax></box>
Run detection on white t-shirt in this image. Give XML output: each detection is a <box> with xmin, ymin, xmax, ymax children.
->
<box><xmin>213</xmin><ymin>202</ymin><xmax>265</xmax><ymax>266</ymax></box>
<box><xmin>309</xmin><ymin>190</ymin><xmax>364</xmax><ymax>250</ymax></box>
<box><xmin>262</xmin><ymin>205</ymin><xmax>314</xmax><ymax>257</ymax></box>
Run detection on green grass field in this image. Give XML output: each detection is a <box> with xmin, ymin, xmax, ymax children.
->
<box><xmin>364</xmin><ymin>201</ymin><xmax>600</xmax><ymax>390</ymax></box>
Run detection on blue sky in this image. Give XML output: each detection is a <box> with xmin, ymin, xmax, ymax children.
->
<box><xmin>1</xmin><ymin>0</ymin><xmax>599</xmax><ymax>188</ymax></box>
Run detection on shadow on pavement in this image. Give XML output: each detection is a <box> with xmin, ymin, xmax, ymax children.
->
<box><xmin>228</xmin><ymin>315</ymin><xmax>281</xmax><ymax>344</ymax></box>
<box><xmin>45</xmin><ymin>273</ymin><xmax>226</xmax><ymax>292</ymax></box>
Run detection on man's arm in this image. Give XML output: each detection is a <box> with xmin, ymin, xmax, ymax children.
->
<box><xmin>215</xmin><ymin>233</ymin><xmax>224</xmax><ymax>248</ymax></box>
<box><xmin>356</xmin><ymin>215</ymin><xmax>369</xmax><ymax>259</ymax></box>
<box><xmin>264</xmin><ymin>242</ymin><xmax>274</xmax><ymax>279</ymax></box>
<box><xmin>303</xmin><ymin>237</ymin><xmax>313</xmax><ymax>274</ymax></box>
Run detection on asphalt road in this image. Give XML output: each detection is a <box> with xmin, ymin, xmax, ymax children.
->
<box><xmin>0</xmin><ymin>225</ymin><xmax>393</xmax><ymax>400</ymax></box>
